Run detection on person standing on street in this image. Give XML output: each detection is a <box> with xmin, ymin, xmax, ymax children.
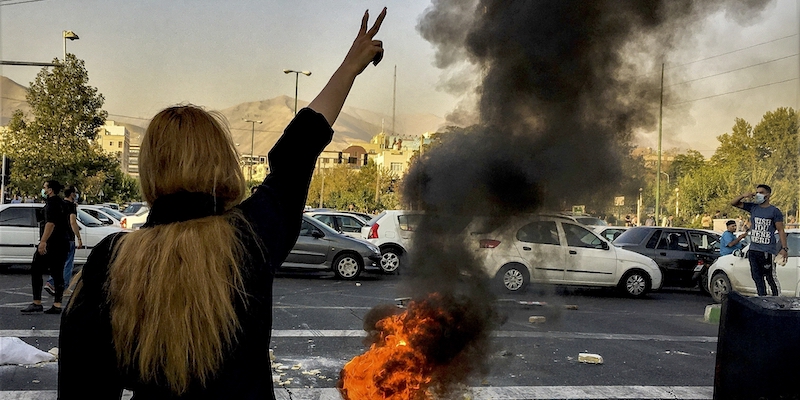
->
<box><xmin>701</xmin><ymin>213</ymin><xmax>712</xmax><ymax>229</ymax></box>
<box><xmin>59</xmin><ymin>8</ymin><xmax>387</xmax><ymax>398</ymax></box>
<box><xmin>44</xmin><ymin>186</ymin><xmax>82</xmax><ymax>296</ymax></box>
<box><xmin>720</xmin><ymin>220</ymin><xmax>747</xmax><ymax>256</ymax></box>
<box><xmin>21</xmin><ymin>180</ymin><xmax>70</xmax><ymax>314</ymax></box>
<box><xmin>731</xmin><ymin>184</ymin><xmax>788</xmax><ymax>296</ymax></box>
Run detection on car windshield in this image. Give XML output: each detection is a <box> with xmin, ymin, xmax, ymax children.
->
<box><xmin>306</xmin><ymin>217</ymin><xmax>340</xmax><ymax>235</ymax></box>
<box><xmin>123</xmin><ymin>203</ymin><xmax>142</xmax><ymax>214</ymax></box>
<box><xmin>575</xmin><ymin>217</ymin><xmax>607</xmax><ymax>226</ymax></box>
<box><xmin>77</xmin><ymin>209</ymin><xmax>105</xmax><ymax>227</ymax></box>
<box><xmin>100</xmin><ymin>207</ymin><xmax>126</xmax><ymax>220</ymax></box>
<box><xmin>613</xmin><ymin>228</ymin><xmax>651</xmax><ymax>245</ymax></box>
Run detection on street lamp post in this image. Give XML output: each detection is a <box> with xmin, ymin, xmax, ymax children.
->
<box><xmin>243</xmin><ymin>119</ymin><xmax>262</xmax><ymax>182</ymax></box>
<box><xmin>283</xmin><ymin>69</ymin><xmax>311</xmax><ymax>115</ymax></box>
<box><xmin>63</xmin><ymin>30</ymin><xmax>79</xmax><ymax>61</ymax></box>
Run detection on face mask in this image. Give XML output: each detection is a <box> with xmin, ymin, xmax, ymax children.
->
<box><xmin>74</xmin><ymin>193</ymin><xmax>80</xmax><ymax>202</ymax></box>
<box><xmin>41</xmin><ymin>189</ymin><xmax>47</xmax><ymax>198</ymax></box>
<box><xmin>753</xmin><ymin>193</ymin><xmax>766</xmax><ymax>204</ymax></box>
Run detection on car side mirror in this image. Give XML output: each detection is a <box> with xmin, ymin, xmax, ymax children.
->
<box><xmin>311</xmin><ymin>229</ymin><xmax>324</xmax><ymax>239</ymax></box>
<box><xmin>601</xmin><ymin>241</ymin><xmax>610</xmax><ymax>250</ymax></box>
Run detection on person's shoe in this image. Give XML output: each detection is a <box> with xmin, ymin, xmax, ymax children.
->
<box><xmin>44</xmin><ymin>306</ymin><xmax>62</xmax><ymax>315</ymax></box>
<box><xmin>21</xmin><ymin>303</ymin><xmax>44</xmax><ymax>313</ymax></box>
<box><xmin>44</xmin><ymin>282</ymin><xmax>55</xmax><ymax>296</ymax></box>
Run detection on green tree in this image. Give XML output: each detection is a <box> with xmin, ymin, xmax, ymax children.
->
<box><xmin>0</xmin><ymin>55</ymin><xmax>132</xmax><ymax>200</ymax></box>
<box><xmin>307</xmin><ymin>161</ymin><xmax>399</xmax><ymax>213</ymax></box>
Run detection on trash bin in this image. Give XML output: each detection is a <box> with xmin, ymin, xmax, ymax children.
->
<box><xmin>714</xmin><ymin>291</ymin><xmax>800</xmax><ymax>400</ymax></box>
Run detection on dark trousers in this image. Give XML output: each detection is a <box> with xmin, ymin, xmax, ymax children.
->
<box><xmin>31</xmin><ymin>243</ymin><xmax>69</xmax><ymax>303</ymax></box>
<box><xmin>748</xmin><ymin>250</ymin><xmax>780</xmax><ymax>296</ymax></box>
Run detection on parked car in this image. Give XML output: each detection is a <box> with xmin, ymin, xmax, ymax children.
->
<box><xmin>343</xmin><ymin>211</ymin><xmax>374</xmax><ymax>222</ymax></box>
<box><xmin>281</xmin><ymin>215</ymin><xmax>382</xmax><ymax>280</ymax></box>
<box><xmin>306</xmin><ymin>211</ymin><xmax>368</xmax><ymax>239</ymax></box>
<box><xmin>79</xmin><ymin>205</ymin><xmax>128</xmax><ymax>228</ymax></box>
<box><xmin>361</xmin><ymin>210</ymin><xmax>422</xmax><ymax>274</ymax></box>
<box><xmin>612</xmin><ymin>226</ymin><xmax>721</xmax><ymax>291</ymax></box>
<box><xmin>540</xmin><ymin>212</ymin><xmax>608</xmax><ymax>227</ymax></box>
<box><xmin>470</xmin><ymin>215</ymin><xmax>662</xmax><ymax>297</ymax></box>
<box><xmin>592</xmin><ymin>226</ymin><xmax>628</xmax><ymax>242</ymax></box>
<box><xmin>707</xmin><ymin>230</ymin><xmax>800</xmax><ymax>303</ymax></box>
<box><xmin>0</xmin><ymin>203</ymin><xmax>124</xmax><ymax>267</ymax></box>
<box><xmin>121</xmin><ymin>202</ymin><xmax>149</xmax><ymax>230</ymax></box>
<box><xmin>101</xmin><ymin>202</ymin><xmax>121</xmax><ymax>211</ymax></box>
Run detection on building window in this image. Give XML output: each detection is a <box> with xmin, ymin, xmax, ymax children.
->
<box><xmin>108</xmin><ymin>141</ymin><xmax>113</xmax><ymax>147</ymax></box>
<box><xmin>118</xmin><ymin>141</ymin><xmax>122</xmax><ymax>148</ymax></box>
<box><xmin>391</xmin><ymin>162</ymin><xmax>403</xmax><ymax>172</ymax></box>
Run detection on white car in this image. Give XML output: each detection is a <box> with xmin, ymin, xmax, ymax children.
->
<box><xmin>707</xmin><ymin>229</ymin><xmax>800</xmax><ymax>303</ymax></box>
<box><xmin>306</xmin><ymin>211</ymin><xmax>368</xmax><ymax>239</ymax></box>
<box><xmin>0</xmin><ymin>203</ymin><xmax>124</xmax><ymax>266</ymax></box>
<box><xmin>122</xmin><ymin>202</ymin><xmax>150</xmax><ymax>230</ymax></box>
<box><xmin>471</xmin><ymin>215</ymin><xmax>662</xmax><ymax>297</ymax></box>
<box><xmin>361</xmin><ymin>210</ymin><xmax>422</xmax><ymax>274</ymax></box>
<box><xmin>79</xmin><ymin>205</ymin><xmax>128</xmax><ymax>228</ymax></box>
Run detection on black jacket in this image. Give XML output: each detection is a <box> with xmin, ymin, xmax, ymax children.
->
<box><xmin>58</xmin><ymin>108</ymin><xmax>333</xmax><ymax>399</ymax></box>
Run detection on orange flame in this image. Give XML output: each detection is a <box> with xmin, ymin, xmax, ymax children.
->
<box><xmin>339</xmin><ymin>299</ymin><xmax>444</xmax><ymax>399</ymax></box>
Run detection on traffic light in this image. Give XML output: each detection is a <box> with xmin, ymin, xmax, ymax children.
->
<box><xmin>1</xmin><ymin>157</ymin><xmax>11</xmax><ymax>186</ymax></box>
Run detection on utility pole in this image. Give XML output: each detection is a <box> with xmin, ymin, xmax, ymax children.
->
<box><xmin>392</xmin><ymin>65</ymin><xmax>396</xmax><ymax>136</ymax></box>
<box><xmin>656</xmin><ymin>63</ymin><xmax>664</xmax><ymax>227</ymax></box>
<box><xmin>1</xmin><ymin>155</ymin><xmax>6</xmax><ymax>205</ymax></box>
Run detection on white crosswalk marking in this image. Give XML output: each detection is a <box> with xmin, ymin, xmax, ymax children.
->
<box><xmin>0</xmin><ymin>386</ymin><xmax>713</xmax><ymax>399</ymax></box>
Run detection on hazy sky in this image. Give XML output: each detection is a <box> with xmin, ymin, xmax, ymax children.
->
<box><xmin>1</xmin><ymin>0</ymin><xmax>798</xmax><ymax>157</ymax></box>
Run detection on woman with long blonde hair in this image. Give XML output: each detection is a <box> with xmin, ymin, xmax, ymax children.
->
<box><xmin>58</xmin><ymin>9</ymin><xmax>386</xmax><ymax>399</ymax></box>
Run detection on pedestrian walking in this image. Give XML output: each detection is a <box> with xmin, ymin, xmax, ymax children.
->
<box><xmin>59</xmin><ymin>8</ymin><xmax>387</xmax><ymax>399</ymax></box>
<box><xmin>44</xmin><ymin>186</ymin><xmax>82</xmax><ymax>296</ymax></box>
<box><xmin>731</xmin><ymin>184</ymin><xmax>788</xmax><ymax>296</ymax></box>
<box><xmin>21</xmin><ymin>180</ymin><xmax>70</xmax><ymax>314</ymax></box>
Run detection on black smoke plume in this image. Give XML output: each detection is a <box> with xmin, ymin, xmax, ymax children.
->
<box><xmin>349</xmin><ymin>1</ymin><xmax>771</xmax><ymax>398</ymax></box>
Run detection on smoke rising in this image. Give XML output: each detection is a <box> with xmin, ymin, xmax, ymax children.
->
<box><xmin>348</xmin><ymin>1</ymin><xmax>771</xmax><ymax>398</ymax></box>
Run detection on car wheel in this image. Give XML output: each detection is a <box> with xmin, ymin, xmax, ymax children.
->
<box><xmin>709</xmin><ymin>272</ymin><xmax>731</xmax><ymax>303</ymax></box>
<box><xmin>698</xmin><ymin>270</ymin><xmax>710</xmax><ymax>294</ymax></box>
<box><xmin>497</xmin><ymin>264</ymin><xmax>529</xmax><ymax>293</ymax></box>
<box><xmin>619</xmin><ymin>269</ymin><xmax>650</xmax><ymax>298</ymax></box>
<box><xmin>332</xmin><ymin>253</ymin><xmax>363</xmax><ymax>280</ymax></box>
<box><xmin>379</xmin><ymin>246</ymin><xmax>402</xmax><ymax>274</ymax></box>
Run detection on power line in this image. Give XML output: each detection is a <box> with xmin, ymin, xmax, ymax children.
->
<box><xmin>666</xmin><ymin>33</ymin><xmax>797</xmax><ymax>69</ymax></box>
<box><xmin>666</xmin><ymin>77</ymin><xmax>798</xmax><ymax>107</ymax></box>
<box><xmin>0</xmin><ymin>0</ymin><xmax>46</xmax><ymax>6</ymax></box>
<box><xmin>666</xmin><ymin>53</ymin><xmax>798</xmax><ymax>88</ymax></box>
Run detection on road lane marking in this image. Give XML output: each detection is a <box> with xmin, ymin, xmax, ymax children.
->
<box><xmin>0</xmin><ymin>386</ymin><xmax>714</xmax><ymax>399</ymax></box>
<box><xmin>0</xmin><ymin>329</ymin><xmax>717</xmax><ymax>343</ymax></box>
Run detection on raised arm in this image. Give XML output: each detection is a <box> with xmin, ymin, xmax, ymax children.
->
<box><xmin>308</xmin><ymin>8</ymin><xmax>386</xmax><ymax>125</ymax></box>
<box><xmin>731</xmin><ymin>192</ymin><xmax>754</xmax><ymax>209</ymax></box>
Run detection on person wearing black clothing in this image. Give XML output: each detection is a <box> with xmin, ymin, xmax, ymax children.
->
<box><xmin>45</xmin><ymin>186</ymin><xmax>82</xmax><ymax>296</ymax></box>
<box><xmin>59</xmin><ymin>9</ymin><xmax>386</xmax><ymax>399</ymax></box>
<box><xmin>21</xmin><ymin>180</ymin><xmax>70</xmax><ymax>314</ymax></box>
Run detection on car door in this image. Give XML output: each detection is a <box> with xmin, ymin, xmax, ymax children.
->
<box><xmin>561</xmin><ymin>222</ymin><xmax>618</xmax><ymax>284</ymax></box>
<box><xmin>0</xmin><ymin>206</ymin><xmax>38</xmax><ymax>262</ymax></box>
<box><xmin>283</xmin><ymin>220</ymin><xmax>330</xmax><ymax>268</ymax></box>
<box><xmin>513</xmin><ymin>220</ymin><xmax>566</xmax><ymax>283</ymax></box>
<box><xmin>337</xmin><ymin>215</ymin><xmax>365</xmax><ymax>239</ymax></box>
<box><xmin>652</xmin><ymin>230</ymin><xmax>696</xmax><ymax>285</ymax></box>
<box><xmin>779</xmin><ymin>233</ymin><xmax>800</xmax><ymax>296</ymax></box>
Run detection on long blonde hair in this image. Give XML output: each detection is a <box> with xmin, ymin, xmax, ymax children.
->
<box><xmin>108</xmin><ymin>105</ymin><xmax>247</xmax><ymax>394</ymax></box>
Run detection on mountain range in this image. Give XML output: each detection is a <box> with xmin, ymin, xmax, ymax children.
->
<box><xmin>1</xmin><ymin>76</ymin><xmax>447</xmax><ymax>157</ymax></box>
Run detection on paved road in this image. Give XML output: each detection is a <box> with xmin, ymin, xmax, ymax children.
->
<box><xmin>0</xmin><ymin>269</ymin><xmax>720</xmax><ymax>399</ymax></box>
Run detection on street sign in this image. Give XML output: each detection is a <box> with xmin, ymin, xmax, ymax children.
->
<box><xmin>572</xmin><ymin>205</ymin><xmax>585</xmax><ymax>214</ymax></box>
<box><xmin>614</xmin><ymin>196</ymin><xmax>625</xmax><ymax>206</ymax></box>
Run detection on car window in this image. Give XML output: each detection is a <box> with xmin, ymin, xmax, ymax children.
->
<box><xmin>0</xmin><ymin>207</ymin><xmax>36</xmax><ymax>227</ymax></box>
<box><xmin>77</xmin><ymin>210</ymin><xmax>104</xmax><ymax>227</ymax></box>
<box><xmin>339</xmin><ymin>216</ymin><xmax>363</xmax><ymax>233</ymax></box>
<box><xmin>656</xmin><ymin>231</ymin><xmax>690</xmax><ymax>251</ymax></box>
<box><xmin>576</xmin><ymin>217</ymin><xmax>607</xmax><ymax>226</ymax></box>
<box><xmin>689</xmin><ymin>231</ymin><xmax>719</xmax><ymax>253</ymax></box>
<box><xmin>398</xmin><ymin>214</ymin><xmax>421</xmax><ymax>231</ymax></box>
<box><xmin>84</xmin><ymin>209</ymin><xmax>113</xmax><ymax>224</ymax></box>
<box><xmin>787</xmin><ymin>233</ymin><xmax>800</xmax><ymax>257</ymax></box>
<box><xmin>645</xmin><ymin>229</ymin><xmax>662</xmax><ymax>249</ymax></box>
<box><xmin>614</xmin><ymin>228</ymin><xmax>652</xmax><ymax>245</ymax></box>
<box><xmin>314</xmin><ymin>215</ymin><xmax>336</xmax><ymax>229</ymax></box>
<box><xmin>299</xmin><ymin>221</ymin><xmax>316</xmax><ymax>236</ymax></box>
<box><xmin>100</xmin><ymin>207</ymin><xmax>126</xmax><ymax>220</ymax></box>
<box><xmin>563</xmin><ymin>223</ymin><xmax>604</xmax><ymax>249</ymax></box>
<box><xmin>600</xmin><ymin>228</ymin><xmax>625</xmax><ymax>242</ymax></box>
<box><xmin>516</xmin><ymin>221</ymin><xmax>560</xmax><ymax>245</ymax></box>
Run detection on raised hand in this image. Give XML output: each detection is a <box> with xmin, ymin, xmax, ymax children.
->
<box><xmin>342</xmin><ymin>8</ymin><xmax>387</xmax><ymax>75</ymax></box>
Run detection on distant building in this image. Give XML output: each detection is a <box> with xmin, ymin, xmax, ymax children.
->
<box><xmin>632</xmin><ymin>147</ymin><xmax>676</xmax><ymax>169</ymax></box>
<box><xmin>99</xmin><ymin>121</ymin><xmax>130</xmax><ymax>173</ymax></box>
<box><xmin>315</xmin><ymin>131</ymin><xmax>435</xmax><ymax>177</ymax></box>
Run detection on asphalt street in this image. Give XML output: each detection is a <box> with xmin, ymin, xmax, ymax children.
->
<box><xmin>0</xmin><ymin>268</ymin><xmax>720</xmax><ymax>399</ymax></box>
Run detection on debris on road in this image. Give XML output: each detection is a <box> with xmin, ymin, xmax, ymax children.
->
<box><xmin>578</xmin><ymin>352</ymin><xmax>604</xmax><ymax>364</ymax></box>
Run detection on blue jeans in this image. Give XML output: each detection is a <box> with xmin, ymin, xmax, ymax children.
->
<box><xmin>48</xmin><ymin>241</ymin><xmax>76</xmax><ymax>288</ymax></box>
<box><xmin>748</xmin><ymin>250</ymin><xmax>779</xmax><ymax>296</ymax></box>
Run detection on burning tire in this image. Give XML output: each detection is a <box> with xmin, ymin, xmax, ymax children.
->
<box><xmin>333</xmin><ymin>253</ymin><xmax>363</xmax><ymax>280</ymax></box>
<box><xmin>379</xmin><ymin>246</ymin><xmax>402</xmax><ymax>274</ymax></box>
<box><xmin>619</xmin><ymin>269</ymin><xmax>650</xmax><ymax>298</ymax></box>
<box><xmin>709</xmin><ymin>272</ymin><xmax>731</xmax><ymax>303</ymax></box>
<box><xmin>497</xmin><ymin>263</ymin><xmax>529</xmax><ymax>292</ymax></box>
